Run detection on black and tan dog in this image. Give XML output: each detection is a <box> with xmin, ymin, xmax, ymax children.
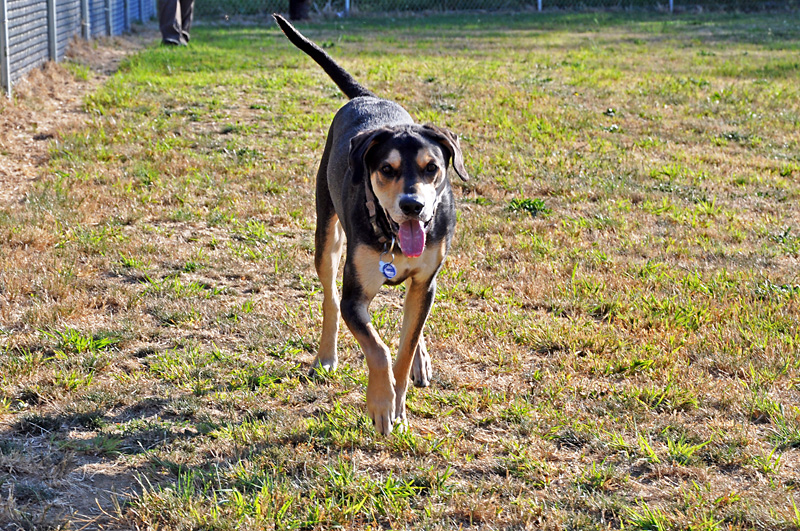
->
<box><xmin>274</xmin><ymin>15</ymin><xmax>468</xmax><ymax>435</ymax></box>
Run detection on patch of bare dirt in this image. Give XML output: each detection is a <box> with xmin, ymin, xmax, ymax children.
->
<box><xmin>0</xmin><ymin>24</ymin><xmax>159</xmax><ymax>207</ymax></box>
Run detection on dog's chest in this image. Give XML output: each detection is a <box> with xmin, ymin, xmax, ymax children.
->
<box><xmin>353</xmin><ymin>240</ymin><xmax>447</xmax><ymax>296</ymax></box>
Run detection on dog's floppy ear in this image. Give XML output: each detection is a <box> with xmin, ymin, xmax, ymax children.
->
<box><xmin>348</xmin><ymin>127</ymin><xmax>393</xmax><ymax>185</ymax></box>
<box><xmin>422</xmin><ymin>124</ymin><xmax>469</xmax><ymax>182</ymax></box>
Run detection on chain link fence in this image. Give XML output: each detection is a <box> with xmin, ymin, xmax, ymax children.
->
<box><xmin>1</xmin><ymin>0</ymin><xmax>156</xmax><ymax>95</ymax></box>
<box><xmin>197</xmin><ymin>0</ymin><xmax>799</xmax><ymax>17</ymax></box>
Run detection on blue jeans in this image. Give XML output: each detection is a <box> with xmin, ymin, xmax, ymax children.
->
<box><xmin>159</xmin><ymin>0</ymin><xmax>194</xmax><ymax>44</ymax></box>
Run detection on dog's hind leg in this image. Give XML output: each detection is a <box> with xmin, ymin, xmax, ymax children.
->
<box><xmin>312</xmin><ymin>210</ymin><xmax>345</xmax><ymax>375</ymax></box>
<box><xmin>311</xmin><ymin>146</ymin><xmax>345</xmax><ymax>376</ymax></box>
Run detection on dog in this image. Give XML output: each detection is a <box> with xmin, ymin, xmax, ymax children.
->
<box><xmin>274</xmin><ymin>15</ymin><xmax>468</xmax><ymax>435</ymax></box>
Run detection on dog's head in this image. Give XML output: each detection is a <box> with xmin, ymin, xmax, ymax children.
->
<box><xmin>349</xmin><ymin>124</ymin><xmax>468</xmax><ymax>257</ymax></box>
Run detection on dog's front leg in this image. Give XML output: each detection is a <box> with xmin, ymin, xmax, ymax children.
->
<box><xmin>394</xmin><ymin>277</ymin><xmax>436</xmax><ymax>425</ymax></box>
<box><xmin>340</xmin><ymin>259</ymin><xmax>396</xmax><ymax>435</ymax></box>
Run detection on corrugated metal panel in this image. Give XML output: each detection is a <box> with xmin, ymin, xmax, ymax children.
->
<box><xmin>90</xmin><ymin>0</ymin><xmax>109</xmax><ymax>36</ymax></box>
<box><xmin>6</xmin><ymin>0</ymin><xmax>49</xmax><ymax>83</ymax></box>
<box><xmin>57</xmin><ymin>0</ymin><xmax>82</xmax><ymax>60</ymax></box>
<box><xmin>130</xmin><ymin>0</ymin><xmax>141</xmax><ymax>23</ymax></box>
<box><xmin>143</xmin><ymin>0</ymin><xmax>155</xmax><ymax>20</ymax></box>
<box><xmin>135</xmin><ymin>0</ymin><xmax>154</xmax><ymax>23</ymax></box>
<box><xmin>112</xmin><ymin>0</ymin><xmax>125</xmax><ymax>34</ymax></box>
<box><xmin>8</xmin><ymin>49</ymin><xmax>48</xmax><ymax>83</ymax></box>
<box><xmin>1</xmin><ymin>0</ymin><xmax>146</xmax><ymax>94</ymax></box>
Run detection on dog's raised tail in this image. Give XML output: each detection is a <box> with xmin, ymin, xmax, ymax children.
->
<box><xmin>273</xmin><ymin>14</ymin><xmax>374</xmax><ymax>100</ymax></box>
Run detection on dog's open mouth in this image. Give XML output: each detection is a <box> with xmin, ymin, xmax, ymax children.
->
<box><xmin>389</xmin><ymin>218</ymin><xmax>430</xmax><ymax>258</ymax></box>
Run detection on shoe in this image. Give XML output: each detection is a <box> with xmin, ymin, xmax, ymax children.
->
<box><xmin>162</xmin><ymin>38</ymin><xmax>186</xmax><ymax>46</ymax></box>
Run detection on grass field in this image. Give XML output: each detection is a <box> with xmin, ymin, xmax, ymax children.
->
<box><xmin>1</xmin><ymin>10</ymin><xmax>800</xmax><ymax>530</ymax></box>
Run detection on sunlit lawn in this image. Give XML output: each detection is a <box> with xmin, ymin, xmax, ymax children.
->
<box><xmin>1</xmin><ymin>10</ymin><xmax>799</xmax><ymax>529</ymax></box>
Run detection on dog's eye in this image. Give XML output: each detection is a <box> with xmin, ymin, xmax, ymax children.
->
<box><xmin>425</xmin><ymin>163</ymin><xmax>438</xmax><ymax>174</ymax></box>
<box><xmin>380</xmin><ymin>165</ymin><xmax>394</xmax><ymax>175</ymax></box>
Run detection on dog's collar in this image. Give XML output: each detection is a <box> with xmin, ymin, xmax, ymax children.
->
<box><xmin>364</xmin><ymin>179</ymin><xmax>395</xmax><ymax>244</ymax></box>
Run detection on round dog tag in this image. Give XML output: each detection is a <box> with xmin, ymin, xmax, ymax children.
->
<box><xmin>380</xmin><ymin>261</ymin><xmax>397</xmax><ymax>279</ymax></box>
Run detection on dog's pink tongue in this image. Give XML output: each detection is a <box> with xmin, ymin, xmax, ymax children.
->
<box><xmin>398</xmin><ymin>220</ymin><xmax>426</xmax><ymax>258</ymax></box>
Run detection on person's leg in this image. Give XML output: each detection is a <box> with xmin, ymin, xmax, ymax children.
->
<box><xmin>158</xmin><ymin>0</ymin><xmax>184</xmax><ymax>44</ymax></box>
<box><xmin>179</xmin><ymin>0</ymin><xmax>194</xmax><ymax>43</ymax></box>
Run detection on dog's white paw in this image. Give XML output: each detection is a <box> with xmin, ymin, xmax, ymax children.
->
<box><xmin>368</xmin><ymin>400</ymin><xmax>396</xmax><ymax>435</ymax></box>
<box><xmin>392</xmin><ymin>415</ymin><xmax>409</xmax><ymax>433</ymax></box>
<box><xmin>393</xmin><ymin>394</ymin><xmax>408</xmax><ymax>427</ymax></box>
<box><xmin>367</xmin><ymin>375</ymin><xmax>396</xmax><ymax>435</ymax></box>
<box><xmin>309</xmin><ymin>354</ymin><xmax>338</xmax><ymax>377</ymax></box>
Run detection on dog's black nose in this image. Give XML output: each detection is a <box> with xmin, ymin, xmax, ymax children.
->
<box><xmin>399</xmin><ymin>195</ymin><xmax>425</xmax><ymax>216</ymax></box>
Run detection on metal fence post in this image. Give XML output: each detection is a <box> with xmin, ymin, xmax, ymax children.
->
<box><xmin>669</xmin><ymin>0</ymin><xmax>674</xmax><ymax>12</ymax></box>
<box><xmin>538</xmin><ymin>0</ymin><xmax>542</xmax><ymax>11</ymax></box>
<box><xmin>47</xmin><ymin>0</ymin><xmax>58</xmax><ymax>60</ymax></box>
<box><xmin>81</xmin><ymin>0</ymin><xmax>91</xmax><ymax>39</ymax></box>
<box><xmin>123</xmin><ymin>0</ymin><xmax>129</xmax><ymax>29</ymax></box>
<box><xmin>106</xmin><ymin>0</ymin><xmax>113</xmax><ymax>35</ymax></box>
<box><xmin>139</xmin><ymin>0</ymin><xmax>144</xmax><ymax>22</ymax></box>
<box><xmin>0</xmin><ymin>0</ymin><xmax>9</xmax><ymax>96</ymax></box>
